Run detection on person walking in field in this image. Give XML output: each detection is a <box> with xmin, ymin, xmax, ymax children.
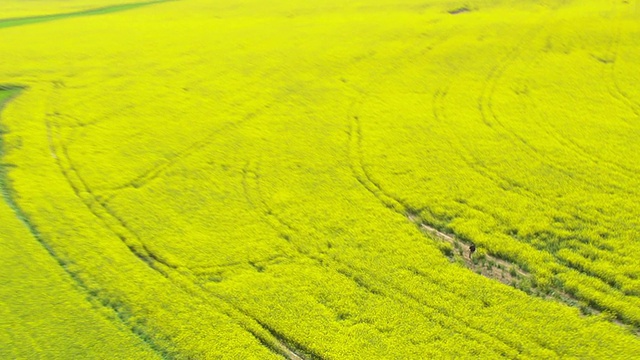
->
<box><xmin>469</xmin><ymin>244</ymin><xmax>476</xmax><ymax>259</ymax></box>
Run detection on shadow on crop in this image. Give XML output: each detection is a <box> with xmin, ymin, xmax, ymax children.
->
<box><xmin>0</xmin><ymin>0</ymin><xmax>172</xmax><ymax>29</ymax></box>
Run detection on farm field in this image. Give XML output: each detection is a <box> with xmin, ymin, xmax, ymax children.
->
<box><xmin>1</xmin><ymin>0</ymin><xmax>640</xmax><ymax>358</ymax></box>
<box><xmin>1</xmin><ymin>90</ymin><xmax>159</xmax><ymax>359</ymax></box>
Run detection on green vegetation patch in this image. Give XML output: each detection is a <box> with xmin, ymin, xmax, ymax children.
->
<box><xmin>0</xmin><ymin>1</ymin><xmax>168</xmax><ymax>29</ymax></box>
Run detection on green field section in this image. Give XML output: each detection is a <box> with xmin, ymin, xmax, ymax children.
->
<box><xmin>0</xmin><ymin>0</ymin><xmax>168</xmax><ymax>29</ymax></box>
<box><xmin>1</xmin><ymin>0</ymin><xmax>640</xmax><ymax>358</ymax></box>
<box><xmin>0</xmin><ymin>0</ymin><xmax>165</xmax><ymax>19</ymax></box>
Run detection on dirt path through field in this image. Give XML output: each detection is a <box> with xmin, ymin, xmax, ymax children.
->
<box><xmin>406</xmin><ymin>213</ymin><xmax>640</xmax><ymax>335</ymax></box>
<box><xmin>408</xmin><ymin>214</ymin><xmax>527</xmax><ymax>285</ymax></box>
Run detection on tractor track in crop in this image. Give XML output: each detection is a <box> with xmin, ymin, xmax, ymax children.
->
<box><xmin>606</xmin><ymin>0</ymin><xmax>640</xmax><ymax>119</ymax></box>
<box><xmin>238</xmin><ymin>36</ymin><xmax>535</xmax><ymax>355</ymax></box>
<box><xmin>601</xmin><ymin>29</ymin><xmax>639</xmax><ymax>122</ymax></box>
<box><xmin>58</xmin><ymin>103</ymin><xmax>138</xmax><ymax>129</ymax></box>
<box><xmin>347</xmin><ymin>109</ymin><xmax>572</xmax><ymax>356</ymax></box>
<box><xmin>43</xmin><ymin>76</ymin><xmax>316</xmax><ymax>358</ymax></box>
<box><xmin>436</xmin><ymin>81</ymin><xmax>639</xmax><ymax>266</ymax></box>
<box><xmin>242</xmin><ymin>160</ymin><xmax>527</xmax><ymax>358</ymax></box>
<box><xmin>88</xmin><ymin>94</ymin><xmax>284</xmax><ymax>203</ymax></box>
<box><xmin>338</xmin><ymin>3</ymin><xmax>640</xmax><ymax>326</ymax></box>
<box><xmin>334</xmin><ymin>15</ymin><xmax>640</xmax><ymax>329</ymax></box>
<box><xmin>48</xmin><ymin>129</ymin><xmax>308</xmax><ymax>360</ymax></box>
<box><xmin>102</xmin><ymin>110</ymin><xmax>262</xmax><ymax>194</ymax></box>
<box><xmin>363</xmin><ymin>79</ymin><xmax>640</xmax><ymax>328</ymax></box>
<box><xmin>437</xmin><ymin>84</ymin><xmax>640</xmax><ymax>325</ymax></box>
<box><xmin>481</xmin><ymin>34</ymin><xmax>639</xmax><ymax>196</ymax></box>
<box><xmin>497</xmin><ymin>0</ymin><xmax>640</xmax><ymax>183</ymax></box>
<box><xmin>434</xmin><ymin>86</ymin><xmax>548</xmax><ymax>203</ymax></box>
<box><xmin>426</xmin><ymin>7</ymin><xmax>640</xmax><ymax>316</ymax></box>
<box><xmin>73</xmin><ymin>118</ymin><xmax>254</xmax><ymax>204</ymax></box>
<box><xmin>2</xmin><ymin>89</ymin><xmax>177</xmax><ymax>359</ymax></box>
<box><xmin>438</xmin><ymin>80</ymin><xmax>638</xmax><ymax>250</ymax></box>
<box><xmin>351</xmin><ymin>103</ymin><xmax>640</xmax><ymax>330</ymax></box>
<box><xmin>472</xmin><ymin>10</ymin><xmax>640</xmax><ymax>199</ymax></box>
<box><xmin>0</xmin><ymin>3</ymin><xmax>194</xmax><ymax>357</ymax></box>
<box><xmin>573</xmin><ymin>0</ymin><xmax>640</xmax><ymax>176</ymax></box>
<box><xmin>472</xmin><ymin>8</ymin><xmax>640</xmax><ymax>316</ymax></box>
<box><xmin>485</xmin><ymin>22</ymin><xmax>640</xmax><ymax>183</ymax></box>
<box><xmin>338</xmin><ymin>16</ymin><xmax>636</xmax><ymax>332</ymax></box>
<box><xmin>44</xmin><ymin>84</ymin><xmax>309</xmax><ymax>359</ymax></box>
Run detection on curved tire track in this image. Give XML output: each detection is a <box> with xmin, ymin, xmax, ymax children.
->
<box><xmin>1</xmin><ymin>87</ymin><xmax>176</xmax><ymax>359</ymax></box>
<box><xmin>45</xmin><ymin>84</ymin><xmax>306</xmax><ymax>359</ymax></box>
<box><xmin>242</xmin><ymin>159</ymin><xmax>523</xmax><ymax>358</ymax></box>
<box><xmin>409</xmin><ymin>84</ymin><xmax>640</xmax><ymax>326</ymax></box>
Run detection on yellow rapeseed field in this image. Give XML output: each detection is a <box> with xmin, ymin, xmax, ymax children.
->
<box><xmin>1</xmin><ymin>0</ymin><xmax>640</xmax><ymax>358</ymax></box>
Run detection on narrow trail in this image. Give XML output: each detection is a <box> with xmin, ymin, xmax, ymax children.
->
<box><xmin>350</xmin><ymin>86</ymin><xmax>639</xmax><ymax>332</ymax></box>
<box><xmin>409</xmin><ymin>214</ymin><xmax>572</xmax><ymax>301</ymax></box>
<box><xmin>429</xmin><ymin>8</ymin><xmax>640</xmax><ymax>322</ymax></box>
<box><xmin>346</xmin><ymin>113</ymin><xmax>568</xmax><ymax>356</ymax></box>
<box><xmin>3</xmin><ymin>5</ymin><xmax>639</xmax><ymax>359</ymax></box>
<box><xmin>435</xmin><ymin>84</ymin><xmax>640</xmax><ymax>303</ymax></box>
<box><xmin>330</xmin><ymin>0</ymin><xmax>640</xmax><ymax>330</ymax></box>
<box><xmin>412</xmin><ymin>214</ymin><xmax>640</xmax><ymax>336</ymax></box>
<box><xmin>425</xmin><ymin>1</ymin><xmax>640</xmax><ymax>306</ymax></box>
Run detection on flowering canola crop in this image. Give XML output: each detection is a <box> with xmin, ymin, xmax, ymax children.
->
<box><xmin>1</xmin><ymin>0</ymin><xmax>640</xmax><ymax>358</ymax></box>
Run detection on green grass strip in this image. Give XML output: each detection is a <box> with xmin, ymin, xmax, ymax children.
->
<box><xmin>0</xmin><ymin>0</ymin><xmax>171</xmax><ymax>29</ymax></box>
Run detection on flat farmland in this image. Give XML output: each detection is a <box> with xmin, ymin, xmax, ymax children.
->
<box><xmin>1</xmin><ymin>0</ymin><xmax>640</xmax><ymax>358</ymax></box>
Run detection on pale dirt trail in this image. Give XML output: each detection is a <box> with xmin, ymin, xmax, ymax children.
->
<box><xmin>409</xmin><ymin>214</ymin><xmax>529</xmax><ymax>282</ymax></box>
<box><xmin>407</xmin><ymin>214</ymin><xmax>640</xmax><ymax>335</ymax></box>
